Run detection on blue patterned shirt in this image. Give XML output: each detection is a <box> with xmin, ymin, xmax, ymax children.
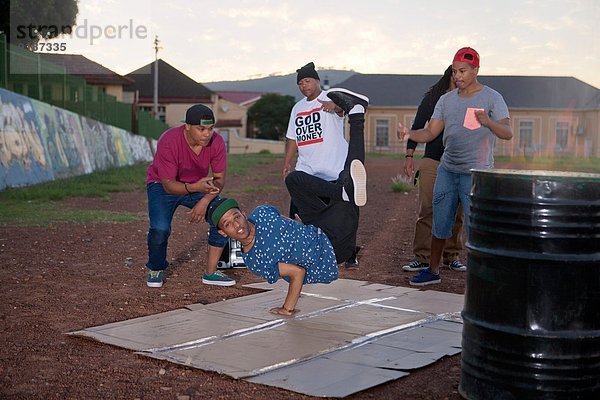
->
<box><xmin>243</xmin><ymin>205</ymin><xmax>338</xmax><ymax>284</ymax></box>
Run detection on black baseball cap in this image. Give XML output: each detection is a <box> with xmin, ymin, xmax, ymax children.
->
<box><xmin>181</xmin><ymin>104</ymin><xmax>215</xmax><ymax>126</ymax></box>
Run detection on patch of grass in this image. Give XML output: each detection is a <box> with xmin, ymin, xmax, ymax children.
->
<box><xmin>0</xmin><ymin>199</ymin><xmax>141</xmax><ymax>227</ymax></box>
<box><xmin>367</xmin><ymin>152</ymin><xmax>405</xmax><ymax>160</ymax></box>
<box><xmin>0</xmin><ymin>164</ymin><xmax>150</xmax><ymax>225</ymax></box>
<box><xmin>227</xmin><ymin>151</ymin><xmax>282</xmax><ymax>176</ymax></box>
<box><xmin>241</xmin><ymin>184</ymin><xmax>279</xmax><ymax>193</ymax></box>
<box><xmin>391</xmin><ymin>174</ymin><xmax>414</xmax><ymax>193</ymax></box>
<box><xmin>0</xmin><ymin>152</ymin><xmax>284</xmax><ymax>226</ymax></box>
<box><xmin>0</xmin><ymin>164</ymin><xmax>149</xmax><ymax>202</ymax></box>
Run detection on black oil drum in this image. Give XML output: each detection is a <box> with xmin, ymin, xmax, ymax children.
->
<box><xmin>460</xmin><ymin>169</ymin><xmax>600</xmax><ymax>400</ymax></box>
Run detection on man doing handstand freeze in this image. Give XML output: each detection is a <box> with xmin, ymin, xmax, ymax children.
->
<box><xmin>206</xmin><ymin>89</ymin><xmax>369</xmax><ymax>316</ymax></box>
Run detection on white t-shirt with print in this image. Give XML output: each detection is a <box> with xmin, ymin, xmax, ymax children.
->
<box><xmin>285</xmin><ymin>91</ymin><xmax>347</xmax><ymax>181</ymax></box>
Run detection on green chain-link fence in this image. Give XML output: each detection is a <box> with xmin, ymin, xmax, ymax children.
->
<box><xmin>0</xmin><ymin>34</ymin><xmax>168</xmax><ymax>138</ymax></box>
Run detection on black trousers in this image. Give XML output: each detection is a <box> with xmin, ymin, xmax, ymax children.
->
<box><xmin>285</xmin><ymin>113</ymin><xmax>365</xmax><ymax>263</ymax></box>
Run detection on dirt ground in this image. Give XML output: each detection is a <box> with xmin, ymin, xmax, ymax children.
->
<box><xmin>1</xmin><ymin>156</ymin><xmax>468</xmax><ymax>400</ymax></box>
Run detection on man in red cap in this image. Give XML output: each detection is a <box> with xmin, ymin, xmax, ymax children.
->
<box><xmin>398</xmin><ymin>47</ymin><xmax>513</xmax><ymax>286</ymax></box>
<box><xmin>144</xmin><ymin>104</ymin><xmax>235</xmax><ymax>288</ymax></box>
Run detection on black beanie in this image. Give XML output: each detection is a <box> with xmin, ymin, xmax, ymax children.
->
<box><xmin>296</xmin><ymin>62</ymin><xmax>320</xmax><ymax>84</ymax></box>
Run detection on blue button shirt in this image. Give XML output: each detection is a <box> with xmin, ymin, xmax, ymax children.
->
<box><xmin>243</xmin><ymin>205</ymin><xmax>338</xmax><ymax>284</ymax></box>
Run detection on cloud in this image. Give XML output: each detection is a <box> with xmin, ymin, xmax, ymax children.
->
<box><xmin>545</xmin><ymin>41</ymin><xmax>563</xmax><ymax>50</ymax></box>
<box><xmin>513</xmin><ymin>17</ymin><xmax>557</xmax><ymax>32</ymax></box>
<box><xmin>65</xmin><ymin>0</ymin><xmax>600</xmax><ymax>89</ymax></box>
<box><xmin>82</xmin><ymin>0</ymin><xmax>103</xmax><ymax>15</ymax></box>
<box><xmin>213</xmin><ymin>3</ymin><xmax>294</xmax><ymax>27</ymax></box>
<box><xmin>185</xmin><ymin>32</ymin><xmax>217</xmax><ymax>43</ymax></box>
<box><xmin>303</xmin><ymin>15</ymin><xmax>353</xmax><ymax>35</ymax></box>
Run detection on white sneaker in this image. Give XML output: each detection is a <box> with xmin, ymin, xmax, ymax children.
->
<box><xmin>350</xmin><ymin>160</ymin><xmax>367</xmax><ymax>206</ymax></box>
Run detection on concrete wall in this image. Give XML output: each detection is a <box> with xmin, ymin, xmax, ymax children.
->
<box><xmin>0</xmin><ymin>88</ymin><xmax>155</xmax><ymax>191</ymax></box>
<box><xmin>0</xmin><ymin>88</ymin><xmax>287</xmax><ymax>191</ymax></box>
<box><xmin>223</xmin><ymin>128</ymin><xmax>285</xmax><ymax>154</ymax></box>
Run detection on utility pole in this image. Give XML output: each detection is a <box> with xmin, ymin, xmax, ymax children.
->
<box><xmin>153</xmin><ymin>35</ymin><xmax>161</xmax><ymax>120</ymax></box>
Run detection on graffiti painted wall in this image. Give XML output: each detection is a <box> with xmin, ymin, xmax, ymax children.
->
<box><xmin>0</xmin><ymin>88</ymin><xmax>155</xmax><ymax>191</ymax></box>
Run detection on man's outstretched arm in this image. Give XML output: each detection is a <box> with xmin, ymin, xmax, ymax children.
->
<box><xmin>398</xmin><ymin>119</ymin><xmax>444</xmax><ymax>143</ymax></box>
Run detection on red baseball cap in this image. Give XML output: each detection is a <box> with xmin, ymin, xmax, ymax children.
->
<box><xmin>453</xmin><ymin>47</ymin><xmax>480</xmax><ymax>68</ymax></box>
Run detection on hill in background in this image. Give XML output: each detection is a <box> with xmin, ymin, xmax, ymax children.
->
<box><xmin>205</xmin><ymin>69</ymin><xmax>357</xmax><ymax>100</ymax></box>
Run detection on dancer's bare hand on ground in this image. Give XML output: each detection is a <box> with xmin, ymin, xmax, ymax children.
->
<box><xmin>269</xmin><ymin>306</ymin><xmax>298</xmax><ymax>316</ymax></box>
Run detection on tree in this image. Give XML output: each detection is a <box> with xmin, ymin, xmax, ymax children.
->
<box><xmin>247</xmin><ymin>93</ymin><xmax>296</xmax><ymax>140</ymax></box>
<box><xmin>0</xmin><ymin>0</ymin><xmax>79</xmax><ymax>48</ymax></box>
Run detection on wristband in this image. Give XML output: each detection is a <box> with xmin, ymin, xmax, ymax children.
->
<box><xmin>405</xmin><ymin>154</ymin><xmax>413</xmax><ymax>158</ymax></box>
<box><xmin>184</xmin><ymin>182</ymin><xmax>191</xmax><ymax>194</ymax></box>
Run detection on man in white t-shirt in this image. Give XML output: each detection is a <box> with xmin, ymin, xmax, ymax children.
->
<box><xmin>283</xmin><ymin>62</ymin><xmax>347</xmax><ymax>181</ymax></box>
<box><xmin>283</xmin><ymin>62</ymin><xmax>363</xmax><ymax>267</ymax></box>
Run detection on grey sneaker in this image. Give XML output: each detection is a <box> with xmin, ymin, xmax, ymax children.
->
<box><xmin>402</xmin><ymin>260</ymin><xmax>429</xmax><ymax>272</ymax></box>
<box><xmin>202</xmin><ymin>271</ymin><xmax>236</xmax><ymax>286</ymax></box>
<box><xmin>447</xmin><ymin>260</ymin><xmax>467</xmax><ymax>272</ymax></box>
<box><xmin>146</xmin><ymin>270</ymin><xmax>164</xmax><ymax>288</ymax></box>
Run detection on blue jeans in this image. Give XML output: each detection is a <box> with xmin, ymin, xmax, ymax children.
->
<box><xmin>146</xmin><ymin>182</ymin><xmax>227</xmax><ymax>271</ymax></box>
<box><xmin>432</xmin><ymin>166</ymin><xmax>472</xmax><ymax>239</ymax></box>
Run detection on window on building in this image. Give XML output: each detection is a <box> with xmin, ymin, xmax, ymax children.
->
<box><xmin>555</xmin><ymin>121</ymin><xmax>570</xmax><ymax>151</ymax></box>
<box><xmin>519</xmin><ymin>121</ymin><xmax>533</xmax><ymax>148</ymax></box>
<box><xmin>140</xmin><ymin>105</ymin><xmax>166</xmax><ymax>123</ymax></box>
<box><xmin>375</xmin><ymin>119</ymin><xmax>390</xmax><ymax>148</ymax></box>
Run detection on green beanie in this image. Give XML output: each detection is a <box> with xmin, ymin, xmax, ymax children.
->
<box><xmin>207</xmin><ymin>198</ymin><xmax>239</xmax><ymax>226</ymax></box>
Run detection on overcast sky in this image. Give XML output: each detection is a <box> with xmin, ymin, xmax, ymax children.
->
<box><xmin>37</xmin><ymin>0</ymin><xmax>600</xmax><ymax>87</ymax></box>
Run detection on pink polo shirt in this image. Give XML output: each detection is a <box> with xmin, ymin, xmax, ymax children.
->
<box><xmin>145</xmin><ymin>125</ymin><xmax>226</xmax><ymax>184</ymax></box>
